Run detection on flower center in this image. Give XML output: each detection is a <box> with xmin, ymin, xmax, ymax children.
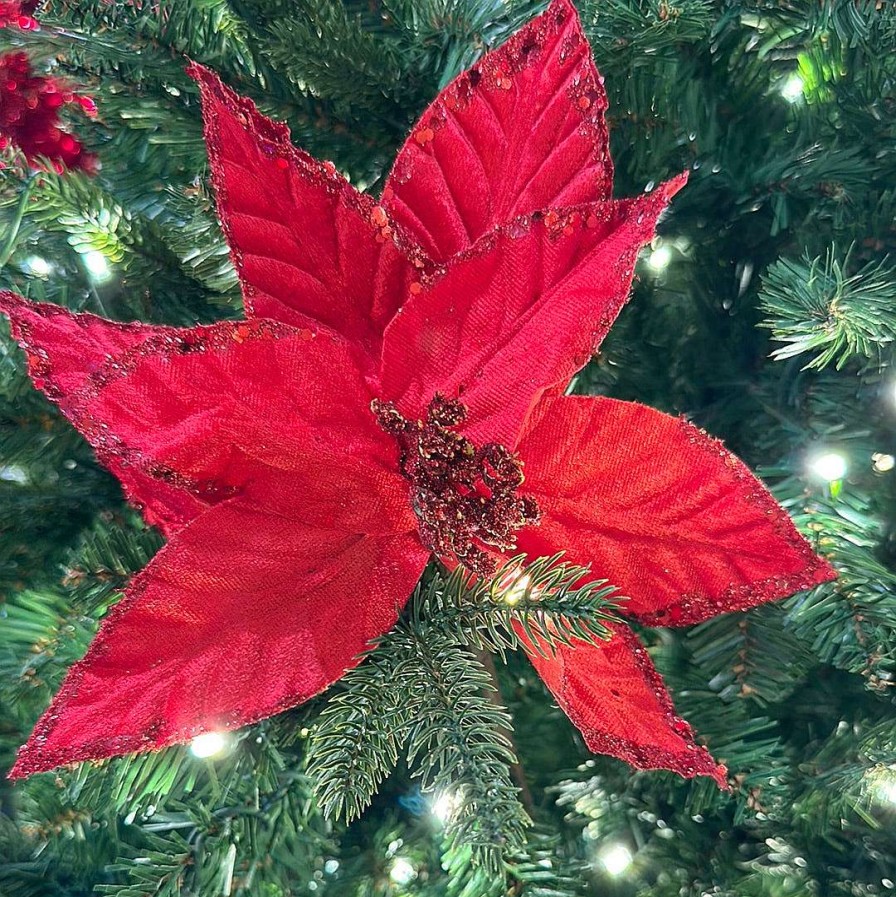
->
<box><xmin>372</xmin><ymin>395</ymin><xmax>540</xmax><ymax>576</ymax></box>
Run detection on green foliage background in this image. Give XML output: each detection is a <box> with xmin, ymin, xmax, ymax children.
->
<box><xmin>1</xmin><ymin>1</ymin><xmax>894</xmax><ymax>895</ymax></box>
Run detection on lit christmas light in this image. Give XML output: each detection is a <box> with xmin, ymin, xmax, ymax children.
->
<box><xmin>646</xmin><ymin>243</ymin><xmax>673</xmax><ymax>272</ymax></box>
<box><xmin>503</xmin><ymin>572</ymin><xmax>531</xmax><ymax>605</ymax></box>
<box><xmin>809</xmin><ymin>451</ymin><xmax>847</xmax><ymax>482</ymax></box>
<box><xmin>81</xmin><ymin>249</ymin><xmax>113</xmax><ymax>284</ymax></box>
<box><xmin>431</xmin><ymin>790</ymin><xmax>458</xmax><ymax>823</ymax></box>
<box><xmin>873</xmin><ymin>770</ymin><xmax>896</xmax><ymax>807</ymax></box>
<box><xmin>189</xmin><ymin>731</ymin><xmax>230</xmax><ymax>758</ymax></box>
<box><xmin>21</xmin><ymin>255</ymin><xmax>52</xmax><ymax>277</ymax></box>
<box><xmin>781</xmin><ymin>73</ymin><xmax>805</xmax><ymax>102</ymax></box>
<box><xmin>597</xmin><ymin>842</ymin><xmax>633</xmax><ymax>876</ymax></box>
<box><xmin>389</xmin><ymin>857</ymin><xmax>416</xmax><ymax>885</ymax></box>
<box><xmin>0</xmin><ymin>464</ymin><xmax>28</xmax><ymax>484</ymax></box>
<box><xmin>872</xmin><ymin>453</ymin><xmax>895</xmax><ymax>473</ymax></box>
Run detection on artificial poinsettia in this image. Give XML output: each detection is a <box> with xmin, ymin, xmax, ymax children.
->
<box><xmin>2</xmin><ymin>0</ymin><xmax>834</xmax><ymax>784</ymax></box>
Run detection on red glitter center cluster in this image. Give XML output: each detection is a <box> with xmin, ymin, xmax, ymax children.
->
<box><xmin>372</xmin><ymin>395</ymin><xmax>540</xmax><ymax>576</ymax></box>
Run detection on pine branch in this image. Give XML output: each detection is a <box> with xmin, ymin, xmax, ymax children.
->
<box><xmin>307</xmin><ymin>647</ymin><xmax>410</xmax><ymax>823</ymax></box>
<box><xmin>95</xmin><ymin>830</ymin><xmax>192</xmax><ymax>897</ymax></box>
<box><xmin>394</xmin><ymin>623</ymin><xmax>530</xmax><ymax>877</ymax></box>
<box><xmin>760</xmin><ymin>247</ymin><xmax>896</xmax><ymax>370</ymax></box>
<box><xmin>418</xmin><ymin>554</ymin><xmax>622</xmax><ymax>661</ymax></box>
<box><xmin>686</xmin><ymin>605</ymin><xmax>816</xmax><ymax>707</ymax></box>
<box><xmin>774</xmin><ymin>477</ymin><xmax>896</xmax><ymax>689</ymax></box>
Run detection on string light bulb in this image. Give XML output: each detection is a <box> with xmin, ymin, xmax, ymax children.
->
<box><xmin>646</xmin><ymin>243</ymin><xmax>672</xmax><ymax>272</ymax></box>
<box><xmin>81</xmin><ymin>250</ymin><xmax>113</xmax><ymax>284</ymax></box>
<box><xmin>431</xmin><ymin>790</ymin><xmax>458</xmax><ymax>824</ymax></box>
<box><xmin>872</xmin><ymin>453</ymin><xmax>894</xmax><ymax>473</ymax></box>
<box><xmin>781</xmin><ymin>73</ymin><xmax>805</xmax><ymax>102</ymax></box>
<box><xmin>502</xmin><ymin>572</ymin><xmax>531</xmax><ymax>605</ymax></box>
<box><xmin>189</xmin><ymin>731</ymin><xmax>231</xmax><ymax>759</ymax></box>
<box><xmin>389</xmin><ymin>857</ymin><xmax>416</xmax><ymax>885</ymax></box>
<box><xmin>21</xmin><ymin>255</ymin><xmax>52</xmax><ymax>277</ymax></box>
<box><xmin>809</xmin><ymin>451</ymin><xmax>847</xmax><ymax>483</ymax></box>
<box><xmin>596</xmin><ymin>842</ymin><xmax>633</xmax><ymax>876</ymax></box>
<box><xmin>863</xmin><ymin>764</ymin><xmax>896</xmax><ymax>812</ymax></box>
<box><xmin>871</xmin><ymin>768</ymin><xmax>896</xmax><ymax>808</ymax></box>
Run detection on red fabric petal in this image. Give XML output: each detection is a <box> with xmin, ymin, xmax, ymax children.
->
<box><xmin>516</xmin><ymin>396</ymin><xmax>837</xmax><ymax>625</ymax></box>
<box><xmin>9</xmin><ymin>478</ymin><xmax>429</xmax><ymax>777</ymax></box>
<box><xmin>76</xmin><ymin>321</ymin><xmax>395</xmax><ymax>511</ymax></box>
<box><xmin>382</xmin><ymin>0</ymin><xmax>611</xmax><ymax>261</ymax></box>
<box><xmin>519</xmin><ymin>622</ymin><xmax>726</xmax><ymax>785</ymax></box>
<box><xmin>0</xmin><ymin>293</ymin><xmax>162</xmax><ymax>401</ymax></box>
<box><xmin>0</xmin><ymin>293</ymin><xmax>204</xmax><ymax>534</ymax></box>
<box><xmin>189</xmin><ymin>64</ymin><xmax>419</xmax><ymax>364</ymax></box>
<box><xmin>2</xmin><ymin>294</ymin><xmax>404</xmax><ymax>536</ymax></box>
<box><xmin>380</xmin><ymin>178</ymin><xmax>685</xmax><ymax>448</ymax></box>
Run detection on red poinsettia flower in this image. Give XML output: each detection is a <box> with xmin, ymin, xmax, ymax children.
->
<box><xmin>2</xmin><ymin>0</ymin><xmax>834</xmax><ymax>784</ymax></box>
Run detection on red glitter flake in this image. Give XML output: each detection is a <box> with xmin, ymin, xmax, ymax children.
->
<box><xmin>372</xmin><ymin>395</ymin><xmax>539</xmax><ymax>576</ymax></box>
<box><xmin>414</xmin><ymin>126</ymin><xmax>435</xmax><ymax>145</ymax></box>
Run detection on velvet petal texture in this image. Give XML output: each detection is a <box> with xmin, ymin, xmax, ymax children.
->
<box><xmin>10</xmin><ymin>480</ymin><xmax>428</xmax><ymax>778</ymax></box>
<box><xmin>0</xmin><ymin>293</ymin><xmax>206</xmax><ymax>535</ymax></box>
<box><xmin>0</xmin><ymin>294</ymin><xmax>409</xmax><ymax>533</ymax></box>
<box><xmin>380</xmin><ymin>177</ymin><xmax>686</xmax><ymax>448</ymax></box>
<box><xmin>382</xmin><ymin>0</ymin><xmax>612</xmax><ymax>261</ymax></box>
<box><xmin>515</xmin><ymin>396</ymin><xmax>836</xmax><ymax>626</ymax></box>
<box><xmin>5</xmin><ymin>311</ymin><xmax>426</xmax><ymax>777</ymax></box>
<box><xmin>190</xmin><ymin>64</ymin><xmax>418</xmax><ymax>368</ymax></box>
<box><xmin>506</xmin><ymin>397</ymin><xmax>835</xmax><ymax>782</ymax></box>
<box><xmin>519</xmin><ymin>623</ymin><xmax>726</xmax><ymax>786</ymax></box>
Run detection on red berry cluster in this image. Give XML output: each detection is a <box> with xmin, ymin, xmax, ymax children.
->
<box><xmin>0</xmin><ymin>1</ymin><xmax>38</xmax><ymax>30</ymax></box>
<box><xmin>0</xmin><ymin>51</ymin><xmax>96</xmax><ymax>172</ymax></box>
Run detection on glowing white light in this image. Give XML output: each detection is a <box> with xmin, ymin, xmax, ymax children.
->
<box><xmin>431</xmin><ymin>790</ymin><xmax>458</xmax><ymax>823</ymax></box>
<box><xmin>189</xmin><ymin>731</ymin><xmax>230</xmax><ymax>759</ymax></box>
<box><xmin>0</xmin><ymin>465</ymin><xmax>28</xmax><ymax>484</ymax></box>
<box><xmin>81</xmin><ymin>250</ymin><xmax>113</xmax><ymax>284</ymax></box>
<box><xmin>809</xmin><ymin>451</ymin><xmax>848</xmax><ymax>482</ymax></box>
<box><xmin>22</xmin><ymin>255</ymin><xmax>52</xmax><ymax>277</ymax></box>
<box><xmin>389</xmin><ymin>857</ymin><xmax>416</xmax><ymax>885</ymax></box>
<box><xmin>503</xmin><ymin>573</ymin><xmax>531</xmax><ymax>605</ymax></box>
<box><xmin>646</xmin><ymin>244</ymin><xmax>673</xmax><ymax>272</ymax></box>
<box><xmin>872</xmin><ymin>453</ymin><xmax>895</xmax><ymax>473</ymax></box>
<box><xmin>781</xmin><ymin>73</ymin><xmax>805</xmax><ymax>102</ymax></box>
<box><xmin>597</xmin><ymin>842</ymin><xmax>633</xmax><ymax>876</ymax></box>
<box><xmin>874</xmin><ymin>772</ymin><xmax>896</xmax><ymax>807</ymax></box>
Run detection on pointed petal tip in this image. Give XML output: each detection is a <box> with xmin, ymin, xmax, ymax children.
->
<box><xmin>709</xmin><ymin>763</ymin><xmax>731</xmax><ymax>790</ymax></box>
<box><xmin>7</xmin><ymin>738</ymin><xmax>60</xmax><ymax>781</ymax></box>
<box><xmin>0</xmin><ymin>292</ymin><xmax>55</xmax><ymax>344</ymax></box>
<box><xmin>186</xmin><ymin>60</ymin><xmax>226</xmax><ymax>96</ymax></box>
<box><xmin>583</xmin><ymin>725</ymin><xmax>728</xmax><ymax>788</ymax></box>
<box><xmin>0</xmin><ymin>289</ymin><xmax>25</xmax><ymax>318</ymax></box>
<box><xmin>665</xmin><ymin>169</ymin><xmax>690</xmax><ymax>196</ymax></box>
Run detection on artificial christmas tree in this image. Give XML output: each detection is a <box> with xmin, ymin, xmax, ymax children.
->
<box><xmin>1</xmin><ymin>2</ymin><xmax>894</xmax><ymax>896</ymax></box>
